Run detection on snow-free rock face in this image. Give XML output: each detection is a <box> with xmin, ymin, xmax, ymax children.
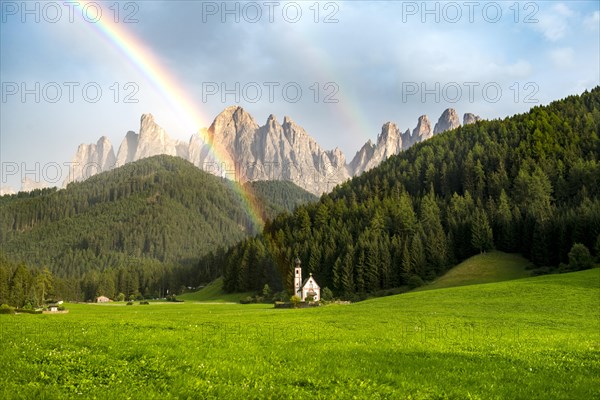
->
<box><xmin>21</xmin><ymin>177</ymin><xmax>47</xmax><ymax>192</ymax></box>
<box><xmin>116</xmin><ymin>131</ymin><xmax>139</xmax><ymax>166</ymax></box>
<box><xmin>349</xmin><ymin>109</ymin><xmax>475</xmax><ymax>176</ymax></box>
<box><xmin>135</xmin><ymin>114</ymin><xmax>181</xmax><ymax>160</ymax></box>
<box><xmin>66</xmin><ymin>107</ymin><xmax>480</xmax><ymax>194</ymax></box>
<box><xmin>349</xmin><ymin>140</ymin><xmax>376</xmax><ymax>177</ymax></box>
<box><xmin>67</xmin><ymin>136</ymin><xmax>116</xmax><ymax>183</ymax></box>
<box><xmin>433</xmin><ymin>108</ymin><xmax>461</xmax><ymax>135</ymax></box>
<box><xmin>413</xmin><ymin>115</ymin><xmax>433</xmax><ymax>141</ymax></box>
<box><xmin>0</xmin><ymin>186</ymin><xmax>16</xmax><ymax>196</ymax></box>
<box><xmin>66</xmin><ymin>108</ymin><xmax>351</xmax><ymax>194</ymax></box>
<box><xmin>350</xmin><ymin>123</ymin><xmax>403</xmax><ymax>175</ymax></box>
<box><xmin>463</xmin><ymin>113</ymin><xmax>481</xmax><ymax>126</ymax></box>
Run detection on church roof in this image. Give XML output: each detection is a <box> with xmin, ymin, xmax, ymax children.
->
<box><xmin>302</xmin><ymin>273</ymin><xmax>320</xmax><ymax>289</ymax></box>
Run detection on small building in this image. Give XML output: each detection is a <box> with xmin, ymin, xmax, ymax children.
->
<box><xmin>96</xmin><ymin>296</ymin><xmax>110</xmax><ymax>303</ymax></box>
<box><xmin>48</xmin><ymin>304</ymin><xmax>59</xmax><ymax>312</ymax></box>
<box><xmin>293</xmin><ymin>258</ymin><xmax>321</xmax><ymax>302</ymax></box>
<box><xmin>301</xmin><ymin>274</ymin><xmax>320</xmax><ymax>302</ymax></box>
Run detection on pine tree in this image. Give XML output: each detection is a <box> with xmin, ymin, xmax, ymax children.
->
<box><xmin>471</xmin><ymin>207</ymin><xmax>493</xmax><ymax>253</ymax></box>
<box><xmin>341</xmin><ymin>252</ymin><xmax>354</xmax><ymax>295</ymax></box>
<box><xmin>10</xmin><ymin>264</ymin><xmax>32</xmax><ymax>308</ymax></box>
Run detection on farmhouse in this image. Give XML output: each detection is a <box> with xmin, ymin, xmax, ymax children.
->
<box><xmin>293</xmin><ymin>258</ymin><xmax>320</xmax><ymax>301</ymax></box>
<box><xmin>95</xmin><ymin>296</ymin><xmax>110</xmax><ymax>303</ymax></box>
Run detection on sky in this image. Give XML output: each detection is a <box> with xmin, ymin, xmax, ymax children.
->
<box><xmin>1</xmin><ymin>0</ymin><xmax>599</xmax><ymax>191</ymax></box>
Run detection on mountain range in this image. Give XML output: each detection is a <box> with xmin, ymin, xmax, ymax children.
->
<box><xmin>65</xmin><ymin>107</ymin><xmax>480</xmax><ymax>195</ymax></box>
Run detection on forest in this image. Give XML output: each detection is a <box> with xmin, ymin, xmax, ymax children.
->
<box><xmin>0</xmin><ymin>156</ymin><xmax>316</xmax><ymax>303</ymax></box>
<box><xmin>215</xmin><ymin>88</ymin><xmax>600</xmax><ymax>297</ymax></box>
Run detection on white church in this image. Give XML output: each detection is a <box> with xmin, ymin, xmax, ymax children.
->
<box><xmin>293</xmin><ymin>258</ymin><xmax>320</xmax><ymax>302</ymax></box>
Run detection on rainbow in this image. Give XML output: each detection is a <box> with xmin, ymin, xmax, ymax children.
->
<box><xmin>73</xmin><ymin>1</ymin><xmax>265</xmax><ymax>232</ymax></box>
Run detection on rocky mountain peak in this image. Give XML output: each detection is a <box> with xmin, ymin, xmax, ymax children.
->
<box><xmin>433</xmin><ymin>108</ymin><xmax>461</xmax><ymax>135</ymax></box>
<box><xmin>379</xmin><ymin>122</ymin><xmax>400</xmax><ymax>142</ymax></box>
<box><xmin>141</xmin><ymin>113</ymin><xmax>154</xmax><ymax>123</ymax></box>
<box><xmin>463</xmin><ymin>113</ymin><xmax>481</xmax><ymax>125</ymax></box>
<box><xmin>266</xmin><ymin>114</ymin><xmax>280</xmax><ymax>130</ymax></box>
<box><xmin>66</xmin><ymin>106</ymin><xmax>481</xmax><ymax>195</ymax></box>
<box><xmin>413</xmin><ymin>115</ymin><xmax>432</xmax><ymax>140</ymax></box>
<box><xmin>66</xmin><ymin>136</ymin><xmax>116</xmax><ymax>184</ymax></box>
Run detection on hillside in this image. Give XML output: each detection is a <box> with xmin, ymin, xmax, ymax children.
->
<box><xmin>214</xmin><ymin>87</ymin><xmax>600</xmax><ymax>295</ymax></box>
<box><xmin>0</xmin><ymin>156</ymin><xmax>316</xmax><ymax>301</ymax></box>
<box><xmin>246</xmin><ymin>180</ymin><xmax>318</xmax><ymax>219</ymax></box>
<box><xmin>414</xmin><ymin>251</ymin><xmax>533</xmax><ymax>292</ymax></box>
<box><xmin>177</xmin><ymin>278</ymin><xmax>253</xmax><ymax>303</ymax></box>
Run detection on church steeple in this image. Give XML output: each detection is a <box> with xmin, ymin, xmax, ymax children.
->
<box><xmin>293</xmin><ymin>257</ymin><xmax>302</xmax><ymax>298</ymax></box>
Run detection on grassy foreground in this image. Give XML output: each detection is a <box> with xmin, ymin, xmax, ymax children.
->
<box><xmin>1</xmin><ymin>269</ymin><xmax>599</xmax><ymax>399</ymax></box>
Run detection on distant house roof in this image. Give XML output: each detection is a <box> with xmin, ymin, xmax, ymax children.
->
<box><xmin>96</xmin><ymin>296</ymin><xmax>110</xmax><ymax>302</ymax></box>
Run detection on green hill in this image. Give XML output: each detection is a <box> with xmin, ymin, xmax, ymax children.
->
<box><xmin>216</xmin><ymin>87</ymin><xmax>600</xmax><ymax>296</ymax></box>
<box><xmin>0</xmin><ymin>156</ymin><xmax>316</xmax><ymax>301</ymax></box>
<box><xmin>177</xmin><ymin>278</ymin><xmax>253</xmax><ymax>303</ymax></box>
<box><xmin>246</xmin><ymin>180</ymin><xmax>318</xmax><ymax>218</ymax></box>
<box><xmin>415</xmin><ymin>251</ymin><xmax>533</xmax><ymax>291</ymax></box>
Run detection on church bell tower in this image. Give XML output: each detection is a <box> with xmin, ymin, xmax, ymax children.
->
<box><xmin>294</xmin><ymin>257</ymin><xmax>302</xmax><ymax>297</ymax></box>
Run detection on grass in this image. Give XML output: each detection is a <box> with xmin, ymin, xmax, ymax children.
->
<box><xmin>177</xmin><ymin>278</ymin><xmax>254</xmax><ymax>303</ymax></box>
<box><xmin>416</xmin><ymin>251</ymin><xmax>533</xmax><ymax>292</ymax></box>
<box><xmin>1</xmin><ymin>269</ymin><xmax>598</xmax><ymax>399</ymax></box>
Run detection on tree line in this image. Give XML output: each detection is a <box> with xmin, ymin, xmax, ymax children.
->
<box><xmin>212</xmin><ymin>88</ymin><xmax>600</xmax><ymax>297</ymax></box>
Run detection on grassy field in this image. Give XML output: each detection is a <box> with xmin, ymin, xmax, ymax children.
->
<box><xmin>1</xmin><ymin>269</ymin><xmax>599</xmax><ymax>399</ymax></box>
<box><xmin>177</xmin><ymin>278</ymin><xmax>254</xmax><ymax>303</ymax></box>
<box><xmin>416</xmin><ymin>251</ymin><xmax>533</xmax><ymax>292</ymax></box>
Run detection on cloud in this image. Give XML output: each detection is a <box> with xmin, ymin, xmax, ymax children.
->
<box><xmin>549</xmin><ymin>48</ymin><xmax>575</xmax><ymax>69</ymax></box>
<box><xmin>583</xmin><ymin>10</ymin><xmax>599</xmax><ymax>31</ymax></box>
<box><xmin>534</xmin><ymin>3</ymin><xmax>575</xmax><ymax>41</ymax></box>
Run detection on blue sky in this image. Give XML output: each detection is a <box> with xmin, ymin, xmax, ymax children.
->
<box><xmin>1</xmin><ymin>0</ymin><xmax>599</xmax><ymax>191</ymax></box>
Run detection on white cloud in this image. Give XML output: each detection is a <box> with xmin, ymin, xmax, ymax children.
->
<box><xmin>535</xmin><ymin>3</ymin><xmax>575</xmax><ymax>41</ymax></box>
<box><xmin>549</xmin><ymin>47</ymin><xmax>575</xmax><ymax>69</ymax></box>
<box><xmin>583</xmin><ymin>11</ymin><xmax>600</xmax><ymax>31</ymax></box>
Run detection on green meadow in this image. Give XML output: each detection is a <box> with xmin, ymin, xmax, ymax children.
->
<box><xmin>415</xmin><ymin>251</ymin><xmax>534</xmax><ymax>292</ymax></box>
<box><xmin>177</xmin><ymin>278</ymin><xmax>252</xmax><ymax>303</ymax></box>
<box><xmin>1</xmin><ymin>268</ymin><xmax>599</xmax><ymax>399</ymax></box>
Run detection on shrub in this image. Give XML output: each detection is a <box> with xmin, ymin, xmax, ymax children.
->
<box><xmin>321</xmin><ymin>287</ymin><xmax>334</xmax><ymax>301</ymax></box>
<box><xmin>166</xmin><ymin>295</ymin><xmax>184</xmax><ymax>302</ymax></box>
<box><xmin>240</xmin><ymin>296</ymin><xmax>254</xmax><ymax>304</ymax></box>
<box><xmin>117</xmin><ymin>293</ymin><xmax>126</xmax><ymax>302</ymax></box>
<box><xmin>289</xmin><ymin>295</ymin><xmax>301</xmax><ymax>307</ymax></box>
<box><xmin>407</xmin><ymin>275</ymin><xmax>425</xmax><ymax>289</ymax></box>
<box><xmin>253</xmin><ymin>295</ymin><xmax>264</xmax><ymax>303</ymax></box>
<box><xmin>262</xmin><ymin>284</ymin><xmax>272</xmax><ymax>300</ymax></box>
<box><xmin>568</xmin><ymin>243</ymin><xmax>593</xmax><ymax>271</ymax></box>
<box><xmin>126</xmin><ymin>301</ymin><xmax>134</xmax><ymax>306</ymax></box>
<box><xmin>531</xmin><ymin>266</ymin><xmax>553</xmax><ymax>276</ymax></box>
<box><xmin>272</xmin><ymin>291</ymin><xmax>289</xmax><ymax>302</ymax></box>
<box><xmin>0</xmin><ymin>304</ymin><xmax>15</xmax><ymax>314</ymax></box>
<box><xmin>139</xmin><ymin>301</ymin><xmax>149</xmax><ymax>305</ymax></box>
